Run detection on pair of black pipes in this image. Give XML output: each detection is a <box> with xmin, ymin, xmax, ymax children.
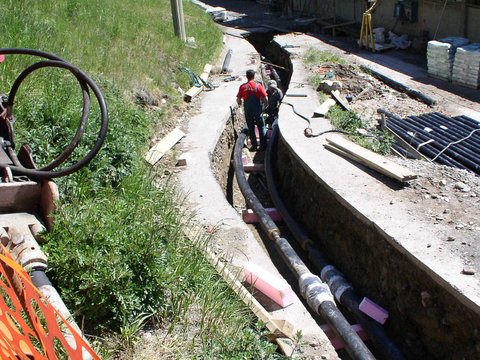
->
<box><xmin>234</xmin><ymin>126</ymin><xmax>404</xmax><ymax>359</ymax></box>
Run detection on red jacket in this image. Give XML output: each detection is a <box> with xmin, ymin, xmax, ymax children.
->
<box><xmin>236</xmin><ymin>81</ymin><xmax>268</xmax><ymax>102</ymax></box>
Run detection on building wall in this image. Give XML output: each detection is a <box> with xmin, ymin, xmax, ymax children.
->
<box><xmin>467</xmin><ymin>5</ymin><xmax>480</xmax><ymax>41</ymax></box>
<box><xmin>292</xmin><ymin>0</ymin><xmax>479</xmax><ymax>43</ymax></box>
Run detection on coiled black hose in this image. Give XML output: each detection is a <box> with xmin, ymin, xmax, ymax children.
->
<box><xmin>233</xmin><ymin>127</ymin><xmax>375</xmax><ymax>360</ymax></box>
<box><xmin>0</xmin><ymin>48</ymin><xmax>108</xmax><ymax>179</ymax></box>
<box><xmin>282</xmin><ymin>101</ymin><xmax>349</xmax><ymax>138</ymax></box>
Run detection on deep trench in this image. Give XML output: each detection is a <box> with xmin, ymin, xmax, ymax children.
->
<box><xmin>213</xmin><ymin>32</ymin><xmax>480</xmax><ymax>360</ymax></box>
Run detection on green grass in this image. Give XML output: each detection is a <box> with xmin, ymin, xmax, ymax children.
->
<box><xmin>327</xmin><ymin>106</ymin><xmax>393</xmax><ymax>155</ymax></box>
<box><xmin>303</xmin><ymin>47</ymin><xmax>392</xmax><ymax>155</ymax></box>
<box><xmin>0</xmin><ymin>1</ymin><xmax>280</xmax><ymax>358</ymax></box>
<box><xmin>303</xmin><ymin>47</ymin><xmax>346</xmax><ymax>65</ymax></box>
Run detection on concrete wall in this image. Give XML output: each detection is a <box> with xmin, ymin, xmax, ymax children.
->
<box><xmin>292</xmin><ymin>0</ymin><xmax>480</xmax><ymax>43</ymax></box>
<box><xmin>274</xmin><ymin>133</ymin><xmax>480</xmax><ymax>359</ymax></box>
<box><xmin>467</xmin><ymin>5</ymin><xmax>480</xmax><ymax>41</ymax></box>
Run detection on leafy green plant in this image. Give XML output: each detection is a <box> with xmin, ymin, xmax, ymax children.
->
<box><xmin>1</xmin><ymin>1</ymin><xmax>284</xmax><ymax>358</ymax></box>
<box><xmin>304</xmin><ymin>48</ymin><xmax>346</xmax><ymax>65</ymax></box>
<box><xmin>327</xmin><ymin>106</ymin><xmax>393</xmax><ymax>155</ymax></box>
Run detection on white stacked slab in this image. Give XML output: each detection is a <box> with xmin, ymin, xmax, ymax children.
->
<box><xmin>452</xmin><ymin>43</ymin><xmax>480</xmax><ymax>89</ymax></box>
<box><xmin>427</xmin><ymin>37</ymin><xmax>469</xmax><ymax>81</ymax></box>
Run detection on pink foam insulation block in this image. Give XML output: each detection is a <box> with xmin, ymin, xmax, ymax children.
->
<box><xmin>321</xmin><ymin>324</ymin><xmax>368</xmax><ymax>350</ymax></box>
<box><xmin>242</xmin><ymin>208</ymin><xmax>282</xmax><ymax>223</ymax></box>
<box><xmin>359</xmin><ymin>297</ymin><xmax>389</xmax><ymax>324</ymax></box>
<box><xmin>243</xmin><ymin>262</ymin><xmax>294</xmax><ymax>307</ymax></box>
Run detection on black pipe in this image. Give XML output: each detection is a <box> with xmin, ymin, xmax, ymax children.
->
<box><xmin>410</xmin><ymin>114</ymin><xmax>480</xmax><ymax>151</ymax></box>
<box><xmin>407</xmin><ymin>115</ymin><xmax>480</xmax><ymax>165</ymax></box>
<box><xmin>433</xmin><ymin>113</ymin><xmax>480</xmax><ymax>135</ymax></box>
<box><xmin>222</xmin><ymin>49</ymin><xmax>232</xmax><ymax>74</ymax></box>
<box><xmin>430</xmin><ymin>113</ymin><xmax>480</xmax><ymax>136</ymax></box>
<box><xmin>234</xmin><ymin>126</ymin><xmax>375</xmax><ymax>360</ymax></box>
<box><xmin>421</xmin><ymin>114</ymin><xmax>480</xmax><ymax>149</ymax></box>
<box><xmin>425</xmin><ymin>113</ymin><xmax>480</xmax><ymax>138</ymax></box>
<box><xmin>360</xmin><ymin>65</ymin><xmax>436</xmax><ymax>106</ymax></box>
<box><xmin>384</xmin><ymin>117</ymin><xmax>467</xmax><ymax>169</ymax></box>
<box><xmin>392</xmin><ymin>143</ymin><xmax>416</xmax><ymax>159</ymax></box>
<box><xmin>0</xmin><ymin>48</ymin><xmax>108</xmax><ymax>179</ymax></box>
<box><xmin>265</xmin><ymin>123</ymin><xmax>405</xmax><ymax>360</ymax></box>
<box><xmin>454</xmin><ymin>115</ymin><xmax>480</xmax><ymax>129</ymax></box>
<box><xmin>385</xmin><ymin>115</ymin><xmax>476</xmax><ymax>169</ymax></box>
<box><xmin>391</xmin><ymin>116</ymin><xmax>480</xmax><ymax>172</ymax></box>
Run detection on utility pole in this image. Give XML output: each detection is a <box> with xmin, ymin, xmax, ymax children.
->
<box><xmin>170</xmin><ymin>0</ymin><xmax>186</xmax><ymax>42</ymax></box>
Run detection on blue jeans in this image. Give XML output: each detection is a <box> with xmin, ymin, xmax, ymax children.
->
<box><xmin>245</xmin><ymin>111</ymin><xmax>266</xmax><ymax>149</ymax></box>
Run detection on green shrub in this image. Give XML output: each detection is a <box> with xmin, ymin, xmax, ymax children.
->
<box><xmin>304</xmin><ymin>48</ymin><xmax>346</xmax><ymax>64</ymax></box>
<box><xmin>328</xmin><ymin>106</ymin><xmax>393</xmax><ymax>155</ymax></box>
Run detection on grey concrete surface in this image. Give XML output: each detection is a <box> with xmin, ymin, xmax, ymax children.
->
<box><xmin>178</xmin><ymin>0</ymin><xmax>480</xmax><ymax>357</ymax></box>
<box><xmin>176</xmin><ymin>24</ymin><xmax>338</xmax><ymax>358</ymax></box>
<box><xmin>277</xmin><ymin>32</ymin><xmax>480</xmax><ymax>309</ymax></box>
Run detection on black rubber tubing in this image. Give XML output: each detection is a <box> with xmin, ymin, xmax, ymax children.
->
<box><xmin>7</xmin><ymin>60</ymin><xmax>91</xmax><ymax>170</ymax></box>
<box><xmin>233</xmin><ymin>127</ymin><xmax>375</xmax><ymax>360</ymax></box>
<box><xmin>360</xmin><ymin>65</ymin><xmax>436</xmax><ymax>106</ymax></box>
<box><xmin>0</xmin><ymin>48</ymin><xmax>108</xmax><ymax>179</ymax></box>
<box><xmin>426</xmin><ymin>113</ymin><xmax>480</xmax><ymax>142</ymax></box>
<box><xmin>378</xmin><ymin>109</ymin><xmax>470</xmax><ymax>170</ymax></box>
<box><xmin>387</xmin><ymin>115</ymin><xmax>480</xmax><ymax>172</ymax></box>
<box><xmin>265</xmin><ymin>123</ymin><xmax>405</xmax><ymax>360</ymax></box>
<box><xmin>413</xmin><ymin>113</ymin><xmax>480</xmax><ymax>149</ymax></box>
<box><xmin>384</xmin><ymin>117</ymin><xmax>469</xmax><ymax>170</ymax></box>
<box><xmin>406</xmin><ymin>115</ymin><xmax>480</xmax><ymax>163</ymax></box>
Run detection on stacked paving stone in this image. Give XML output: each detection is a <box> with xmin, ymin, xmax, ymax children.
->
<box><xmin>427</xmin><ymin>37</ymin><xmax>470</xmax><ymax>81</ymax></box>
<box><xmin>452</xmin><ymin>43</ymin><xmax>480</xmax><ymax>89</ymax></box>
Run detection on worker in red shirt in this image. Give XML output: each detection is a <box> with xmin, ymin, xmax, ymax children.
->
<box><xmin>236</xmin><ymin>69</ymin><xmax>268</xmax><ymax>151</ymax></box>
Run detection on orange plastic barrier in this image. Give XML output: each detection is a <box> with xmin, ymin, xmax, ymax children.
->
<box><xmin>0</xmin><ymin>247</ymin><xmax>99</xmax><ymax>359</ymax></box>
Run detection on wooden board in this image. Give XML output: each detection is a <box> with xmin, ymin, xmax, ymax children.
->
<box><xmin>378</xmin><ymin>121</ymin><xmax>427</xmax><ymax>161</ymax></box>
<box><xmin>145</xmin><ymin>128</ymin><xmax>185</xmax><ymax>165</ymax></box>
<box><xmin>184</xmin><ymin>63</ymin><xmax>212</xmax><ymax>102</ymax></box>
<box><xmin>200</xmin><ymin>64</ymin><xmax>212</xmax><ymax>82</ymax></box>
<box><xmin>331</xmin><ymin>90</ymin><xmax>350</xmax><ymax>111</ymax></box>
<box><xmin>313</xmin><ymin>98</ymin><xmax>336</xmax><ymax>117</ymax></box>
<box><xmin>324</xmin><ymin>135</ymin><xmax>417</xmax><ymax>182</ymax></box>
<box><xmin>183</xmin><ymin>226</ymin><xmax>295</xmax><ymax>355</ymax></box>
<box><xmin>184</xmin><ymin>85</ymin><xmax>202</xmax><ymax>102</ymax></box>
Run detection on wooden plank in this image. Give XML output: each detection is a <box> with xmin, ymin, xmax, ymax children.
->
<box><xmin>184</xmin><ymin>64</ymin><xmax>212</xmax><ymax>102</ymax></box>
<box><xmin>313</xmin><ymin>98</ymin><xmax>336</xmax><ymax>117</ymax></box>
<box><xmin>378</xmin><ymin>121</ymin><xmax>427</xmax><ymax>160</ymax></box>
<box><xmin>200</xmin><ymin>64</ymin><xmax>212</xmax><ymax>82</ymax></box>
<box><xmin>145</xmin><ymin>128</ymin><xmax>185</xmax><ymax>165</ymax></box>
<box><xmin>331</xmin><ymin>90</ymin><xmax>351</xmax><ymax>111</ymax></box>
<box><xmin>182</xmin><ymin>227</ymin><xmax>295</xmax><ymax>355</ymax></box>
<box><xmin>324</xmin><ymin>135</ymin><xmax>417</xmax><ymax>182</ymax></box>
<box><xmin>184</xmin><ymin>85</ymin><xmax>203</xmax><ymax>102</ymax></box>
<box><xmin>322</xmin><ymin>20</ymin><xmax>356</xmax><ymax>30</ymax></box>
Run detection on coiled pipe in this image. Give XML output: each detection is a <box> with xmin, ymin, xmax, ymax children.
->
<box><xmin>0</xmin><ymin>48</ymin><xmax>108</xmax><ymax>179</ymax></box>
<box><xmin>233</xmin><ymin>127</ymin><xmax>375</xmax><ymax>360</ymax></box>
<box><xmin>265</xmin><ymin>123</ymin><xmax>405</xmax><ymax>360</ymax></box>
